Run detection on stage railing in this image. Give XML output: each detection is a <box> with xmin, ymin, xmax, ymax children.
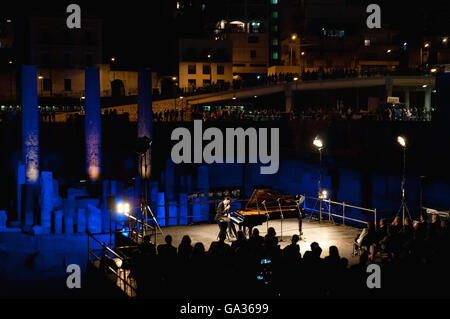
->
<box><xmin>302</xmin><ymin>195</ymin><xmax>377</xmax><ymax>227</ymax></box>
<box><xmin>87</xmin><ymin>231</ymin><xmax>137</xmax><ymax>297</ymax></box>
<box><xmin>119</xmin><ymin>196</ymin><xmax>376</xmax><ymax>229</ymax></box>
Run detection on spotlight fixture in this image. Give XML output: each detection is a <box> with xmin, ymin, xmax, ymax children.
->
<box><xmin>319</xmin><ymin>189</ymin><xmax>328</xmax><ymax>199</ymax></box>
<box><xmin>397</xmin><ymin>135</ymin><xmax>406</xmax><ymax>148</ymax></box>
<box><xmin>313</xmin><ymin>136</ymin><xmax>323</xmax><ymax>149</ymax></box>
<box><xmin>117</xmin><ymin>202</ymin><xmax>130</xmax><ymax>215</ymax></box>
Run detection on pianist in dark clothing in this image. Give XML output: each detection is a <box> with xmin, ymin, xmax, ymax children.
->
<box><xmin>215</xmin><ymin>197</ymin><xmax>237</xmax><ymax>238</ymax></box>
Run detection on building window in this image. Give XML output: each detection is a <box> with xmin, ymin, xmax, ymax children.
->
<box><xmin>272</xmin><ymin>11</ymin><xmax>278</xmax><ymax>19</ymax></box>
<box><xmin>188</xmin><ymin>64</ymin><xmax>196</xmax><ymax>74</ymax></box>
<box><xmin>203</xmin><ymin>79</ymin><xmax>211</xmax><ymax>86</ymax></box>
<box><xmin>248</xmin><ymin>36</ymin><xmax>259</xmax><ymax>43</ymax></box>
<box><xmin>43</xmin><ymin>78</ymin><xmax>52</xmax><ymax>91</ymax></box>
<box><xmin>250</xmin><ymin>50</ymin><xmax>257</xmax><ymax>59</ymax></box>
<box><xmin>364</xmin><ymin>39</ymin><xmax>370</xmax><ymax>47</ymax></box>
<box><xmin>217</xmin><ymin>65</ymin><xmax>224</xmax><ymax>75</ymax></box>
<box><xmin>188</xmin><ymin>79</ymin><xmax>196</xmax><ymax>87</ymax></box>
<box><xmin>272</xmin><ymin>39</ymin><xmax>278</xmax><ymax>46</ymax></box>
<box><xmin>272</xmin><ymin>51</ymin><xmax>279</xmax><ymax>60</ymax></box>
<box><xmin>217</xmin><ymin>79</ymin><xmax>225</xmax><ymax>84</ymax></box>
<box><xmin>203</xmin><ymin>64</ymin><xmax>211</xmax><ymax>75</ymax></box>
<box><xmin>64</xmin><ymin>79</ymin><xmax>72</xmax><ymax>91</ymax></box>
<box><xmin>272</xmin><ymin>25</ymin><xmax>278</xmax><ymax>32</ymax></box>
<box><xmin>250</xmin><ymin>21</ymin><xmax>261</xmax><ymax>33</ymax></box>
<box><xmin>271</xmin><ymin>0</ymin><xmax>278</xmax><ymax>4</ymax></box>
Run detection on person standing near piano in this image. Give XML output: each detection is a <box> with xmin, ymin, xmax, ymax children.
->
<box><xmin>215</xmin><ymin>197</ymin><xmax>237</xmax><ymax>239</ymax></box>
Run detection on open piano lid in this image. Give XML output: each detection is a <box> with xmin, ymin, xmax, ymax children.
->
<box><xmin>245</xmin><ymin>188</ymin><xmax>296</xmax><ymax>210</ymax></box>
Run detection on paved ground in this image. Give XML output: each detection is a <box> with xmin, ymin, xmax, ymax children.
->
<box><xmin>150</xmin><ymin>218</ymin><xmax>362</xmax><ymax>265</ymax></box>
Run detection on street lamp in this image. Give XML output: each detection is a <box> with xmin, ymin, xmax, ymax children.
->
<box><xmin>313</xmin><ymin>136</ymin><xmax>325</xmax><ymax>221</ymax></box>
<box><xmin>397</xmin><ymin>135</ymin><xmax>410</xmax><ymax>228</ymax></box>
<box><xmin>290</xmin><ymin>34</ymin><xmax>298</xmax><ymax>66</ymax></box>
<box><xmin>207</xmin><ymin>54</ymin><xmax>212</xmax><ymax>84</ymax></box>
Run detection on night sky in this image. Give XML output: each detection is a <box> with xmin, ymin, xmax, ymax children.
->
<box><xmin>1</xmin><ymin>0</ymin><xmax>450</xmax><ymax>73</ymax></box>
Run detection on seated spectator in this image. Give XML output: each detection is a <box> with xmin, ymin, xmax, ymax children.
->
<box><xmin>178</xmin><ymin>235</ymin><xmax>193</xmax><ymax>260</ymax></box>
<box><xmin>157</xmin><ymin>235</ymin><xmax>177</xmax><ymax>260</ymax></box>
<box><xmin>209</xmin><ymin>232</ymin><xmax>231</xmax><ymax>257</ymax></box>
<box><xmin>324</xmin><ymin>246</ymin><xmax>340</xmax><ymax>268</ymax></box>
<box><xmin>282</xmin><ymin>234</ymin><xmax>301</xmax><ymax>261</ymax></box>
<box><xmin>248</xmin><ymin>228</ymin><xmax>264</xmax><ymax>248</ymax></box>
<box><xmin>264</xmin><ymin>227</ymin><xmax>279</xmax><ymax>248</ymax></box>
<box><xmin>231</xmin><ymin>231</ymin><xmax>247</xmax><ymax>252</ymax></box>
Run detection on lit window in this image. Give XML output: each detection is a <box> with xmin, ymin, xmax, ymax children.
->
<box><xmin>271</xmin><ymin>0</ymin><xmax>278</xmax><ymax>4</ymax></box>
<box><xmin>272</xmin><ymin>11</ymin><xmax>278</xmax><ymax>19</ymax></box>
<box><xmin>272</xmin><ymin>52</ymin><xmax>279</xmax><ymax>60</ymax></box>
<box><xmin>272</xmin><ymin>39</ymin><xmax>278</xmax><ymax>46</ymax></box>
<box><xmin>272</xmin><ymin>25</ymin><xmax>278</xmax><ymax>32</ymax></box>
<box><xmin>364</xmin><ymin>39</ymin><xmax>370</xmax><ymax>46</ymax></box>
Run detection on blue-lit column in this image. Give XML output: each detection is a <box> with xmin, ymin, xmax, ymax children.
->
<box><xmin>21</xmin><ymin>65</ymin><xmax>39</xmax><ymax>227</ymax></box>
<box><xmin>22</xmin><ymin>65</ymin><xmax>39</xmax><ymax>185</ymax></box>
<box><xmin>85</xmin><ymin>67</ymin><xmax>102</xmax><ymax>182</ymax></box>
<box><xmin>138</xmin><ymin>68</ymin><xmax>153</xmax><ymax>179</ymax></box>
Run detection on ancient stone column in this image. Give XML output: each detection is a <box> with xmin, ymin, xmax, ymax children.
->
<box><xmin>85</xmin><ymin>67</ymin><xmax>102</xmax><ymax>182</ymax></box>
<box><xmin>21</xmin><ymin>65</ymin><xmax>39</xmax><ymax>227</ymax></box>
<box><xmin>137</xmin><ymin>68</ymin><xmax>153</xmax><ymax>179</ymax></box>
<box><xmin>21</xmin><ymin>65</ymin><xmax>39</xmax><ymax>184</ymax></box>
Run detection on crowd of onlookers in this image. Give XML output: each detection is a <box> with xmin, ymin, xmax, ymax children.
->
<box><xmin>162</xmin><ymin>67</ymin><xmax>429</xmax><ymax>100</ymax></box>
<box><xmin>382</xmin><ymin>106</ymin><xmax>431</xmax><ymax>121</ymax></box>
<box><xmin>109</xmin><ymin>212</ymin><xmax>449</xmax><ymax>298</ymax></box>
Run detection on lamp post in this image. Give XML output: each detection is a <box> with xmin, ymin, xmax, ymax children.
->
<box><xmin>313</xmin><ymin>136</ymin><xmax>324</xmax><ymax>221</ymax></box>
<box><xmin>207</xmin><ymin>54</ymin><xmax>212</xmax><ymax>85</ymax></box>
<box><xmin>397</xmin><ymin>135</ymin><xmax>410</xmax><ymax>228</ymax></box>
<box><xmin>290</xmin><ymin>34</ymin><xmax>297</xmax><ymax>66</ymax></box>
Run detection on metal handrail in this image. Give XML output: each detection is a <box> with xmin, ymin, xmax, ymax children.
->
<box><xmin>87</xmin><ymin>232</ymin><xmax>137</xmax><ymax>297</ymax></box>
<box><xmin>302</xmin><ymin>195</ymin><xmax>377</xmax><ymax>227</ymax></box>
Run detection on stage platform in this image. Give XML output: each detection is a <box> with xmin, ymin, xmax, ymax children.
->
<box><xmin>151</xmin><ymin>218</ymin><xmax>362</xmax><ymax>265</ymax></box>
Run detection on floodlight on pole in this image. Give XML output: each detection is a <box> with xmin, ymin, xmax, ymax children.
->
<box><xmin>396</xmin><ymin>135</ymin><xmax>411</xmax><ymax>228</ymax></box>
<box><xmin>313</xmin><ymin>135</ymin><xmax>325</xmax><ymax>221</ymax></box>
<box><xmin>397</xmin><ymin>135</ymin><xmax>406</xmax><ymax>148</ymax></box>
<box><xmin>313</xmin><ymin>136</ymin><xmax>323</xmax><ymax>150</ymax></box>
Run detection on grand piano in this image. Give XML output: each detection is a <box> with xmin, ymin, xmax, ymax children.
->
<box><xmin>229</xmin><ymin>188</ymin><xmax>305</xmax><ymax>236</ymax></box>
